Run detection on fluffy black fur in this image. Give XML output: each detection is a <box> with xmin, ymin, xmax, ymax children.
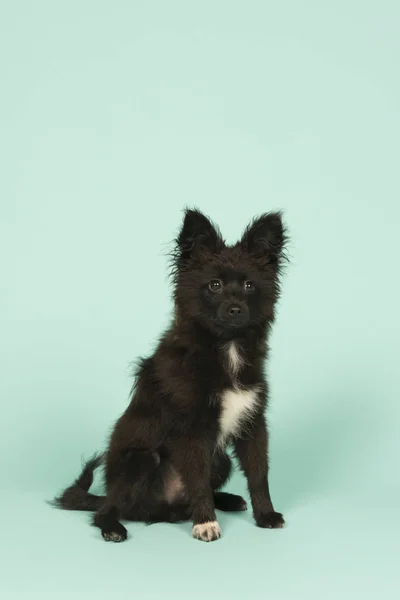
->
<box><xmin>53</xmin><ymin>208</ymin><xmax>288</xmax><ymax>542</ymax></box>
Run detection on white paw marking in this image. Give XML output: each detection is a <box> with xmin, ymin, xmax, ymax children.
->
<box><xmin>102</xmin><ymin>531</ymin><xmax>126</xmax><ymax>542</ymax></box>
<box><xmin>192</xmin><ymin>521</ymin><xmax>221</xmax><ymax>542</ymax></box>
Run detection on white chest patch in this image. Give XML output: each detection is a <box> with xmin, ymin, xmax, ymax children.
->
<box><xmin>216</xmin><ymin>341</ymin><xmax>260</xmax><ymax>447</ymax></box>
<box><xmin>225</xmin><ymin>341</ymin><xmax>244</xmax><ymax>377</ymax></box>
<box><xmin>218</xmin><ymin>386</ymin><xmax>260</xmax><ymax>447</ymax></box>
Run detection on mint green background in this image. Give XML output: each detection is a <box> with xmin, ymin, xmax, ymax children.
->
<box><xmin>1</xmin><ymin>1</ymin><xmax>399</xmax><ymax>598</ymax></box>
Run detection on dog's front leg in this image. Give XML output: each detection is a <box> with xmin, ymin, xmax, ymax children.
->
<box><xmin>170</xmin><ymin>437</ymin><xmax>220</xmax><ymax>542</ymax></box>
<box><xmin>234</xmin><ymin>415</ymin><xmax>285</xmax><ymax>529</ymax></box>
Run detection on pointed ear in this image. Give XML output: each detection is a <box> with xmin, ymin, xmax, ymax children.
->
<box><xmin>241</xmin><ymin>212</ymin><xmax>286</xmax><ymax>265</ymax></box>
<box><xmin>176</xmin><ymin>208</ymin><xmax>222</xmax><ymax>260</ymax></box>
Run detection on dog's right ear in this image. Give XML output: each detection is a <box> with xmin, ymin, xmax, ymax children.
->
<box><xmin>176</xmin><ymin>208</ymin><xmax>222</xmax><ymax>260</ymax></box>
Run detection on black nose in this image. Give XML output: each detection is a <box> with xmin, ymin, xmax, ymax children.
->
<box><xmin>228</xmin><ymin>305</ymin><xmax>242</xmax><ymax>317</ymax></box>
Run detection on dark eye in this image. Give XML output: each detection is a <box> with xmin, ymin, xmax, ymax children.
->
<box><xmin>244</xmin><ymin>280</ymin><xmax>255</xmax><ymax>293</ymax></box>
<box><xmin>209</xmin><ymin>279</ymin><xmax>222</xmax><ymax>292</ymax></box>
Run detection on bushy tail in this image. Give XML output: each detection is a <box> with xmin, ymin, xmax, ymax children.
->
<box><xmin>52</xmin><ymin>453</ymin><xmax>105</xmax><ymax>512</ymax></box>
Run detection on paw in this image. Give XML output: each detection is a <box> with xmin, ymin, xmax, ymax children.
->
<box><xmin>101</xmin><ymin>523</ymin><xmax>128</xmax><ymax>542</ymax></box>
<box><xmin>256</xmin><ymin>511</ymin><xmax>285</xmax><ymax>529</ymax></box>
<box><xmin>192</xmin><ymin>521</ymin><xmax>221</xmax><ymax>542</ymax></box>
<box><xmin>232</xmin><ymin>496</ymin><xmax>247</xmax><ymax>511</ymax></box>
<box><xmin>213</xmin><ymin>491</ymin><xmax>247</xmax><ymax>512</ymax></box>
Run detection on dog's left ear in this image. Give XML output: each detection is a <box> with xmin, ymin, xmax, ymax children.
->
<box><xmin>241</xmin><ymin>212</ymin><xmax>286</xmax><ymax>265</ymax></box>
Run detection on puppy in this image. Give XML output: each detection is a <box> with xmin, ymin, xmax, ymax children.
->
<box><xmin>54</xmin><ymin>208</ymin><xmax>287</xmax><ymax>542</ymax></box>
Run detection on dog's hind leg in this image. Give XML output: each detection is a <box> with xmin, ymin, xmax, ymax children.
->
<box><xmin>93</xmin><ymin>448</ymin><xmax>160</xmax><ymax>542</ymax></box>
<box><xmin>93</xmin><ymin>504</ymin><xmax>128</xmax><ymax>542</ymax></box>
<box><xmin>213</xmin><ymin>491</ymin><xmax>247</xmax><ymax>512</ymax></box>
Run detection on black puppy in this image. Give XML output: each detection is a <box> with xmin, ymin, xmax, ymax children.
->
<box><xmin>54</xmin><ymin>208</ymin><xmax>287</xmax><ymax>542</ymax></box>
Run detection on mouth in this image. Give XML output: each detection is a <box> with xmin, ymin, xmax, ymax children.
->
<box><xmin>217</xmin><ymin>317</ymin><xmax>249</xmax><ymax>330</ymax></box>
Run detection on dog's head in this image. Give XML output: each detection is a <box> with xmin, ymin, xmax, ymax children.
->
<box><xmin>171</xmin><ymin>208</ymin><xmax>287</xmax><ymax>338</ymax></box>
